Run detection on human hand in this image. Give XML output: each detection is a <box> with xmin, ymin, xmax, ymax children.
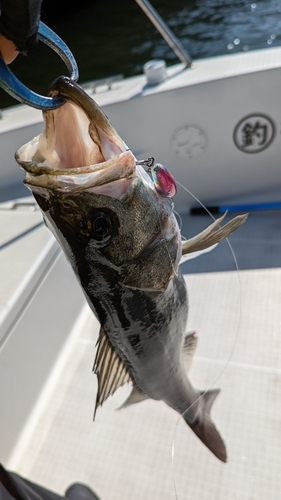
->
<box><xmin>0</xmin><ymin>34</ymin><xmax>18</xmax><ymax>63</ymax></box>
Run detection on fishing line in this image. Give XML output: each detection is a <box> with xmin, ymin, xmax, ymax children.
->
<box><xmin>135</xmin><ymin>161</ymin><xmax>179</xmax><ymax>280</ymax></box>
<box><xmin>173</xmin><ymin>209</ymin><xmax>183</xmax><ymax>232</ymax></box>
<box><xmin>171</xmin><ymin>180</ymin><xmax>242</xmax><ymax>500</ymax></box>
<box><xmin>132</xmin><ymin>164</ymin><xmax>242</xmax><ymax>495</ymax></box>
<box><xmin>138</xmin><ymin>160</ymin><xmax>242</xmax><ymax>497</ymax></box>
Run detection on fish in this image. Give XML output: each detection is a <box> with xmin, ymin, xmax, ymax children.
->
<box><xmin>16</xmin><ymin>76</ymin><xmax>247</xmax><ymax>463</ymax></box>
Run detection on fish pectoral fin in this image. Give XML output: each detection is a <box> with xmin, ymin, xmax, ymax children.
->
<box><xmin>181</xmin><ymin>212</ymin><xmax>248</xmax><ymax>255</ymax></box>
<box><xmin>182</xmin><ymin>331</ymin><xmax>198</xmax><ymax>372</ymax></box>
<box><xmin>189</xmin><ymin>389</ymin><xmax>227</xmax><ymax>463</ymax></box>
<box><xmin>93</xmin><ymin>327</ymin><xmax>132</xmax><ymax>417</ymax></box>
<box><xmin>117</xmin><ymin>385</ymin><xmax>148</xmax><ymax>409</ymax></box>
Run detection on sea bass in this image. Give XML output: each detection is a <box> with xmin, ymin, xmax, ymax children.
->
<box><xmin>16</xmin><ymin>77</ymin><xmax>246</xmax><ymax>462</ymax></box>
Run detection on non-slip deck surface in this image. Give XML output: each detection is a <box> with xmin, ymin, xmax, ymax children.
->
<box><xmin>6</xmin><ymin>211</ymin><xmax>281</xmax><ymax>500</ymax></box>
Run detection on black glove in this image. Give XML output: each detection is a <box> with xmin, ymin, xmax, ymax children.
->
<box><xmin>0</xmin><ymin>463</ymin><xmax>101</xmax><ymax>500</ymax></box>
<box><xmin>0</xmin><ymin>0</ymin><xmax>43</xmax><ymax>54</ymax></box>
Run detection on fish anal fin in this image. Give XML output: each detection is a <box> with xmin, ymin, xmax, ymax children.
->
<box><xmin>182</xmin><ymin>331</ymin><xmax>198</xmax><ymax>372</ymax></box>
<box><xmin>93</xmin><ymin>327</ymin><xmax>131</xmax><ymax>417</ymax></box>
<box><xmin>189</xmin><ymin>388</ymin><xmax>227</xmax><ymax>463</ymax></box>
<box><xmin>118</xmin><ymin>385</ymin><xmax>148</xmax><ymax>409</ymax></box>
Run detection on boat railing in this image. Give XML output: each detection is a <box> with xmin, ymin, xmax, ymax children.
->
<box><xmin>83</xmin><ymin>74</ymin><xmax>124</xmax><ymax>93</ymax></box>
<box><xmin>135</xmin><ymin>0</ymin><xmax>192</xmax><ymax>67</ymax></box>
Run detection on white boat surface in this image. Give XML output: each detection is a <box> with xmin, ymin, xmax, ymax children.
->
<box><xmin>0</xmin><ymin>46</ymin><xmax>281</xmax><ymax>500</ymax></box>
<box><xmin>1</xmin><ymin>46</ymin><xmax>281</xmax><ymax>208</ymax></box>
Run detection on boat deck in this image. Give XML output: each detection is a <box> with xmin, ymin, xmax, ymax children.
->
<box><xmin>2</xmin><ymin>207</ymin><xmax>281</xmax><ymax>500</ymax></box>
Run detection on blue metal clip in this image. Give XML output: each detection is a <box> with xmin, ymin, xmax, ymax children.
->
<box><xmin>0</xmin><ymin>22</ymin><xmax>79</xmax><ymax>110</ymax></box>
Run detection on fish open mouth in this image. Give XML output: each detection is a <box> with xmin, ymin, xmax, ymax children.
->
<box><xmin>16</xmin><ymin>77</ymin><xmax>138</xmax><ymax>198</ymax></box>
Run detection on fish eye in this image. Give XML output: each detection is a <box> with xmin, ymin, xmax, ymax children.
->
<box><xmin>83</xmin><ymin>209</ymin><xmax>119</xmax><ymax>247</ymax></box>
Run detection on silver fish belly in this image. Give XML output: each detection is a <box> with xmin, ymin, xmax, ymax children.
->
<box><xmin>16</xmin><ymin>77</ymin><xmax>247</xmax><ymax>463</ymax></box>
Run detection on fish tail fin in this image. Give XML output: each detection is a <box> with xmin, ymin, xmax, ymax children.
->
<box><xmin>188</xmin><ymin>388</ymin><xmax>227</xmax><ymax>463</ymax></box>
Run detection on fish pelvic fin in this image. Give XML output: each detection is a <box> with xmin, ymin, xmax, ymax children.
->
<box><xmin>189</xmin><ymin>389</ymin><xmax>227</xmax><ymax>463</ymax></box>
<box><xmin>93</xmin><ymin>327</ymin><xmax>132</xmax><ymax>418</ymax></box>
<box><xmin>181</xmin><ymin>212</ymin><xmax>248</xmax><ymax>255</ymax></box>
<box><xmin>182</xmin><ymin>331</ymin><xmax>198</xmax><ymax>372</ymax></box>
<box><xmin>117</xmin><ymin>384</ymin><xmax>149</xmax><ymax>409</ymax></box>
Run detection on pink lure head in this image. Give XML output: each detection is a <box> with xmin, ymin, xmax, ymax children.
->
<box><xmin>151</xmin><ymin>163</ymin><xmax>177</xmax><ymax>198</ymax></box>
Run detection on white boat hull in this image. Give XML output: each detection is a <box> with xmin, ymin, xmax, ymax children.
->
<box><xmin>1</xmin><ymin>47</ymin><xmax>281</xmax><ymax>210</ymax></box>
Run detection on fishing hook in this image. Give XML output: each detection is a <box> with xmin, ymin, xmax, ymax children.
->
<box><xmin>136</xmin><ymin>157</ymin><xmax>155</xmax><ymax>171</ymax></box>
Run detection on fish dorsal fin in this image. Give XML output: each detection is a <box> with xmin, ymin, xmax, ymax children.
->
<box><xmin>183</xmin><ymin>331</ymin><xmax>198</xmax><ymax>372</ymax></box>
<box><xmin>93</xmin><ymin>327</ymin><xmax>131</xmax><ymax>416</ymax></box>
<box><xmin>118</xmin><ymin>385</ymin><xmax>148</xmax><ymax>409</ymax></box>
<box><xmin>181</xmin><ymin>213</ymin><xmax>247</xmax><ymax>255</ymax></box>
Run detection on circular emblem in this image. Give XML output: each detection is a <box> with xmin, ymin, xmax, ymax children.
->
<box><xmin>171</xmin><ymin>125</ymin><xmax>207</xmax><ymax>159</ymax></box>
<box><xmin>233</xmin><ymin>114</ymin><xmax>275</xmax><ymax>153</ymax></box>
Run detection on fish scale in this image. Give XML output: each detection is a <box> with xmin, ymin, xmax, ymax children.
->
<box><xmin>16</xmin><ymin>76</ymin><xmax>247</xmax><ymax>463</ymax></box>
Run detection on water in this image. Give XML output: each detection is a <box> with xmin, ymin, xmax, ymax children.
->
<box><xmin>1</xmin><ymin>0</ymin><xmax>281</xmax><ymax>108</ymax></box>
